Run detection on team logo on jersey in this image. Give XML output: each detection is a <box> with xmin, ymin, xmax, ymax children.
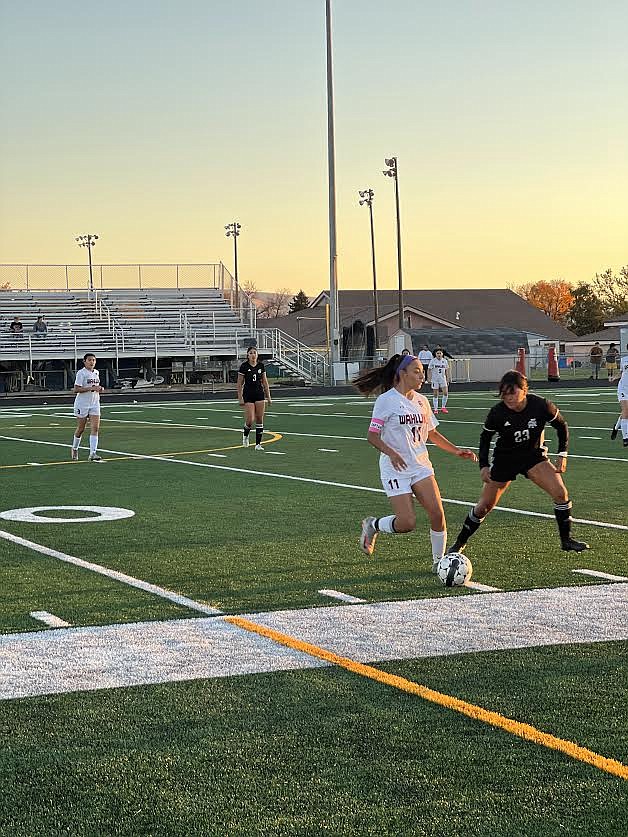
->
<box><xmin>528</xmin><ymin>419</ymin><xmax>537</xmax><ymax>429</ymax></box>
<box><xmin>504</xmin><ymin>421</ymin><xmax>510</xmax><ymax>426</ymax></box>
<box><xmin>399</xmin><ymin>413</ymin><xmax>423</xmax><ymax>425</ymax></box>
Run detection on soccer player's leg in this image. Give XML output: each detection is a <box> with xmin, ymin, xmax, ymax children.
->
<box><xmin>88</xmin><ymin>413</ymin><xmax>103</xmax><ymax>462</ymax></box>
<box><xmin>254</xmin><ymin>399</ymin><xmax>266</xmax><ymax>450</ymax></box>
<box><xmin>71</xmin><ymin>413</ymin><xmax>88</xmax><ymax>460</ymax></box>
<box><xmin>361</xmin><ymin>478</ymin><xmax>415</xmax><ymax>556</ymax></box>
<box><xmin>411</xmin><ymin>473</ymin><xmax>446</xmax><ymax>572</ymax></box>
<box><xmin>440</xmin><ymin>385</ymin><xmax>449</xmax><ymax>414</ymax></box>
<box><xmin>447</xmin><ymin>475</ymin><xmax>510</xmax><ymax>554</ymax></box>
<box><xmin>242</xmin><ymin>402</ymin><xmax>254</xmax><ymax>447</ymax></box>
<box><xmin>526</xmin><ymin>460</ymin><xmax>589</xmax><ymax>551</ymax></box>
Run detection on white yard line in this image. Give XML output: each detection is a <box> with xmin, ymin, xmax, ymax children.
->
<box><xmin>0</xmin><ymin>528</ymin><xmax>223</xmax><ymax>616</ymax></box>
<box><xmin>318</xmin><ymin>589</ymin><xmax>366</xmax><ymax>604</ymax></box>
<box><xmin>464</xmin><ymin>581</ymin><xmax>503</xmax><ymax>593</ymax></box>
<box><xmin>572</xmin><ymin>569</ymin><xmax>628</xmax><ymax>582</ymax></box>
<box><xmin>30</xmin><ymin>611</ymin><xmax>72</xmax><ymax>628</ymax></box>
<box><xmin>1</xmin><ymin>434</ymin><xmax>626</xmax><ymax>532</ymax></box>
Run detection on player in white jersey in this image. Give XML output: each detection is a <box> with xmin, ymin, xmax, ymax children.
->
<box><xmin>71</xmin><ymin>353</ymin><xmax>104</xmax><ymax>461</ymax></box>
<box><xmin>353</xmin><ymin>354</ymin><xmax>477</xmax><ymax>572</ymax></box>
<box><xmin>610</xmin><ymin>345</ymin><xmax>628</xmax><ymax>447</ymax></box>
<box><xmin>428</xmin><ymin>350</ymin><xmax>450</xmax><ymax>413</ymax></box>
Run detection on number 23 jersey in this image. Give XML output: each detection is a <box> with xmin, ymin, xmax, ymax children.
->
<box><xmin>484</xmin><ymin>394</ymin><xmax>560</xmax><ymax>459</ymax></box>
<box><xmin>369</xmin><ymin>389</ymin><xmax>438</xmax><ymax>471</ymax></box>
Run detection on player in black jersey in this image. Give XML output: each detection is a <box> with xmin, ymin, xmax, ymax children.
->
<box><xmin>237</xmin><ymin>346</ymin><xmax>271</xmax><ymax>450</ymax></box>
<box><xmin>448</xmin><ymin>370</ymin><xmax>589</xmax><ymax>554</ymax></box>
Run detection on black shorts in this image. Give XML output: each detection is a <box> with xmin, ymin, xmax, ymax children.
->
<box><xmin>489</xmin><ymin>447</ymin><xmax>548</xmax><ymax>483</ymax></box>
<box><xmin>243</xmin><ymin>390</ymin><xmax>265</xmax><ymax>404</ymax></box>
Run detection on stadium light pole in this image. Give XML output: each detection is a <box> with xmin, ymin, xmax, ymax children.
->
<box><xmin>325</xmin><ymin>0</ymin><xmax>340</xmax><ymax>381</ymax></box>
<box><xmin>358</xmin><ymin>188</ymin><xmax>379</xmax><ymax>351</ymax></box>
<box><xmin>383</xmin><ymin>157</ymin><xmax>404</xmax><ymax>330</ymax></box>
<box><xmin>75</xmin><ymin>234</ymin><xmax>99</xmax><ymax>296</ymax></box>
<box><xmin>225</xmin><ymin>222</ymin><xmax>241</xmax><ymax>314</ymax></box>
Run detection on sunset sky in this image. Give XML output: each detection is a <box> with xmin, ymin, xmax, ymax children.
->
<box><xmin>1</xmin><ymin>0</ymin><xmax>626</xmax><ymax>296</ymax></box>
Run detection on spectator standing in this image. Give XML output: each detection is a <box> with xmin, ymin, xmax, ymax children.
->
<box><xmin>589</xmin><ymin>342</ymin><xmax>603</xmax><ymax>380</ymax></box>
<box><xmin>605</xmin><ymin>343</ymin><xmax>619</xmax><ymax>382</ymax></box>
<box><xmin>33</xmin><ymin>315</ymin><xmax>47</xmax><ymax>339</ymax></box>
<box><xmin>417</xmin><ymin>344</ymin><xmax>433</xmax><ymax>366</ymax></box>
<box><xmin>433</xmin><ymin>343</ymin><xmax>455</xmax><ymax>360</ymax></box>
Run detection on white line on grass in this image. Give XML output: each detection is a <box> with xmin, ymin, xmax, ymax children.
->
<box><xmin>206</xmin><ymin>453</ymin><xmax>227</xmax><ymax>458</ymax></box>
<box><xmin>0</xmin><ymin>529</ymin><xmax>223</xmax><ymax>616</ymax></box>
<box><xmin>30</xmin><ymin>611</ymin><xmax>72</xmax><ymax>628</ymax></box>
<box><xmin>464</xmin><ymin>581</ymin><xmax>503</xmax><ymax>593</ymax></box>
<box><xmin>318</xmin><ymin>589</ymin><xmax>366</xmax><ymax>604</ymax></box>
<box><xmin>1</xmin><ymin>435</ymin><xmax>626</xmax><ymax>532</ymax></box>
<box><xmin>572</xmin><ymin>569</ymin><xmax>628</xmax><ymax>582</ymax></box>
<box><xmin>318</xmin><ymin>449</ymin><xmax>338</xmax><ymax>453</ymax></box>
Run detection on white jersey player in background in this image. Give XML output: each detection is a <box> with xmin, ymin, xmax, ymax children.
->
<box><xmin>71</xmin><ymin>352</ymin><xmax>104</xmax><ymax>461</ymax></box>
<box><xmin>428</xmin><ymin>349</ymin><xmax>450</xmax><ymax>413</ymax></box>
<box><xmin>610</xmin><ymin>344</ymin><xmax>628</xmax><ymax>447</ymax></box>
<box><xmin>353</xmin><ymin>353</ymin><xmax>477</xmax><ymax>573</ymax></box>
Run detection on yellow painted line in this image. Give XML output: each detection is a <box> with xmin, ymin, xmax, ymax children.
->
<box><xmin>0</xmin><ymin>432</ymin><xmax>283</xmax><ymax>470</ymax></box>
<box><xmin>226</xmin><ymin>615</ymin><xmax>628</xmax><ymax>782</ymax></box>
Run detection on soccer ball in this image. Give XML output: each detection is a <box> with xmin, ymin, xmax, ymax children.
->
<box><xmin>437</xmin><ymin>553</ymin><xmax>472</xmax><ymax>587</ymax></box>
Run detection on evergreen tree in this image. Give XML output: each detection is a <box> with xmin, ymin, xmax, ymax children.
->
<box><xmin>289</xmin><ymin>290</ymin><xmax>310</xmax><ymax>313</ymax></box>
<box><xmin>567</xmin><ymin>283</ymin><xmax>606</xmax><ymax>335</ymax></box>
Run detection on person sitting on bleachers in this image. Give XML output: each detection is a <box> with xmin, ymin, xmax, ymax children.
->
<box><xmin>9</xmin><ymin>316</ymin><xmax>23</xmax><ymax>336</ymax></box>
<box><xmin>33</xmin><ymin>315</ymin><xmax>48</xmax><ymax>338</ymax></box>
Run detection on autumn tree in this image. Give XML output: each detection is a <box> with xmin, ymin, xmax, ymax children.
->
<box><xmin>512</xmin><ymin>279</ymin><xmax>574</xmax><ymax>324</ymax></box>
<box><xmin>257</xmin><ymin>288</ymin><xmax>291</xmax><ymax>319</ymax></box>
<box><xmin>566</xmin><ymin>283</ymin><xmax>606</xmax><ymax>336</ymax></box>
<box><xmin>289</xmin><ymin>290</ymin><xmax>310</xmax><ymax>313</ymax></box>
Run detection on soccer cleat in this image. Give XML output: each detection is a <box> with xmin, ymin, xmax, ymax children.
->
<box><xmin>433</xmin><ymin>408</ymin><xmax>439</xmax><ymax>414</ymax></box>
<box><xmin>624</xmin><ymin>439</ymin><xmax>628</xmax><ymax>448</ymax></box>
<box><xmin>440</xmin><ymin>407</ymin><xmax>449</xmax><ymax>414</ymax></box>
<box><xmin>88</xmin><ymin>453</ymin><xmax>104</xmax><ymax>462</ymax></box>
<box><xmin>242</xmin><ymin>433</ymin><xmax>250</xmax><ymax>447</ymax></box>
<box><xmin>255</xmin><ymin>444</ymin><xmax>264</xmax><ymax>451</ymax></box>
<box><xmin>431</xmin><ymin>559</ymin><xmax>440</xmax><ymax>574</ymax></box>
<box><xmin>446</xmin><ymin>541</ymin><xmax>466</xmax><ymax>555</ymax></box>
<box><xmin>71</xmin><ymin>448</ymin><xmax>79</xmax><ymax>461</ymax></box>
<box><xmin>360</xmin><ymin>517</ymin><xmax>378</xmax><ymax>556</ymax></box>
<box><xmin>561</xmin><ymin>538</ymin><xmax>590</xmax><ymax>552</ymax></box>
<box><xmin>610</xmin><ymin>426</ymin><xmax>618</xmax><ymax>440</ymax></box>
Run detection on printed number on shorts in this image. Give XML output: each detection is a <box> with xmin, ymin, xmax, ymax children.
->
<box><xmin>387</xmin><ymin>478</ymin><xmax>400</xmax><ymax>490</ymax></box>
<box><xmin>514</xmin><ymin>429</ymin><xmax>530</xmax><ymax>443</ymax></box>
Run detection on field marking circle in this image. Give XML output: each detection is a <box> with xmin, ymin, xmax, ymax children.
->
<box><xmin>0</xmin><ymin>506</ymin><xmax>135</xmax><ymax>524</ymax></box>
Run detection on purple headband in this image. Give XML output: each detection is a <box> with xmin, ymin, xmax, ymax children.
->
<box><xmin>395</xmin><ymin>354</ymin><xmax>417</xmax><ymax>377</ymax></box>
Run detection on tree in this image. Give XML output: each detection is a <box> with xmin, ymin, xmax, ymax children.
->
<box><xmin>289</xmin><ymin>290</ymin><xmax>309</xmax><ymax>313</ymax></box>
<box><xmin>512</xmin><ymin>279</ymin><xmax>574</xmax><ymax>324</ymax></box>
<box><xmin>566</xmin><ymin>283</ymin><xmax>606</xmax><ymax>336</ymax></box>
<box><xmin>257</xmin><ymin>288</ymin><xmax>291</xmax><ymax>319</ymax></box>
<box><xmin>591</xmin><ymin>266</ymin><xmax>628</xmax><ymax>319</ymax></box>
<box><xmin>0</xmin><ymin>282</ymin><xmax>10</xmax><ymax>291</ymax></box>
<box><xmin>241</xmin><ymin>279</ymin><xmax>258</xmax><ymax>300</ymax></box>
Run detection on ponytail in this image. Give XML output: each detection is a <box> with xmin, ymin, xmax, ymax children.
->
<box><xmin>353</xmin><ymin>354</ymin><xmax>403</xmax><ymax>396</ymax></box>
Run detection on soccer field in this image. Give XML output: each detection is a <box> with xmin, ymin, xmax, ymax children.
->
<box><xmin>0</xmin><ymin>388</ymin><xmax>626</xmax><ymax>836</ymax></box>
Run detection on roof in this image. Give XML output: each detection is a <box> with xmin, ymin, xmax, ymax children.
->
<box><xmin>569</xmin><ymin>327</ymin><xmax>621</xmax><ymax>343</ymax></box>
<box><xmin>406</xmin><ymin>328</ymin><xmax>530</xmax><ymax>356</ymax></box>
<box><xmin>309</xmin><ymin>289</ymin><xmax>575</xmax><ymax>339</ymax></box>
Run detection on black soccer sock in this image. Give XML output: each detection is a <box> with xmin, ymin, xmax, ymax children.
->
<box><xmin>554</xmin><ymin>501</ymin><xmax>573</xmax><ymax>542</ymax></box>
<box><xmin>455</xmin><ymin>508</ymin><xmax>484</xmax><ymax>547</ymax></box>
<box><xmin>243</xmin><ymin>424</ymin><xmax>251</xmax><ymax>438</ymax></box>
<box><xmin>255</xmin><ymin>424</ymin><xmax>263</xmax><ymax>445</ymax></box>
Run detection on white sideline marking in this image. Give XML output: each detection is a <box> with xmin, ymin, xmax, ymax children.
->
<box><xmin>318</xmin><ymin>589</ymin><xmax>366</xmax><ymax>604</ymax></box>
<box><xmin>579</xmin><ymin>436</ymin><xmax>601</xmax><ymax>440</ymax></box>
<box><xmin>30</xmin><ymin>611</ymin><xmax>71</xmax><ymax>628</ymax></box>
<box><xmin>465</xmin><ymin>581</ymin><xmax>503</xmax><ymax>593</ymax></box>
<box><xmin>318</xmin><ymin>448</ymin><xmax>338</xmax><ymax>453</ymax></box>
<box><xmin>264</xmin><ymin>450</ymin><xmax>285</xmax><ymax>455</ymax></box>
<box><xmin>27</xmin><ymin>463</ymin><xmax>42</xmax><ymax>466</ymax></box>
<box><xmin>0</xmin><ymin>529</ymin><xmax>223</xmax><ymax>616</ymax></box>
<box><xmin>207</xmin><ymin>453</ymin><xmax>227</xmax><ymax>458</ymax></box>
<box><xmin>2</xmin><ymin>434</ymin><xmax>627</xmax><ymax>532</ymax></box>
<box><xmin>572</xmin><ymin>569</ymin><xmax>628</xmax><ymax>582</ymax></box>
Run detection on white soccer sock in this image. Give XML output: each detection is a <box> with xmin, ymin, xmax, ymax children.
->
<box><xmin>72</xmin><ymin>436</ymin><xmax>81</xmax><ymax>450</ymax></box>
<box><xmin>432</xmin><ymin>396</ymin><xmax>439</xmax><ymax>410</ymax></box>
<box><xmin>89</xmin><ymin>434</ymin><xmax>98</xmax><ymax>454</ymax></box>
<box><xmin>615</xmin><ymin>417</ymin><xmax>622</xmax><ymax>430</ymax></box>
<box><xmin>430</xmin><ymin>529</ymin><xmax>447</xmax><ymax>562</ymax></box>
<box><xmin>376</xmin><ymin>515</ymin><xmax>397</xmax><ymax>534</ymax></box>
<box><xmin>621</xmin><ymin>419</ymin><xmax>628</xmax><ymax>440</ymax></box>
<box><xmin>442</xmin><ymin>394</ymin><xmax>448</xmax><ymax>408</ymax></box>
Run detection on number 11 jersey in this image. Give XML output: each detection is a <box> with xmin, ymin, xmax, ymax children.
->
<box><xmin>369</xmin><ymin>388</ymin><xmax>438</xmax><ymax>471</ymax></box>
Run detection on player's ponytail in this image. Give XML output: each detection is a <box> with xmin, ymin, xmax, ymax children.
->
<box><xmin>354</xmin><ymin>354</ymin><xmax>404</xmax><ymax>396</ymax></box>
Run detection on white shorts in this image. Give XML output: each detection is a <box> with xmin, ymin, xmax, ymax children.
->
<box><xmin>431</xmin><ymin>378</ymin><xmax>448</xmax><ymax>390</ymax></box>
<box><xmin>74</xmin><ymin>405</ymin><xmax>100</xmax><ymax>418</ymax></box>
<box><xmin>380</xmin><ymin>463</ymin><xmax>435</xmax><ymax>497</ymax></box>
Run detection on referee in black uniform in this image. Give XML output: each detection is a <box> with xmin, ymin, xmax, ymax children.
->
<box><xmin>448</xmin><ymin>370</ymin><xmax>589</xmax><ymax>554</ymax></box>
<box><xmin>237</xmin><ymin>346</ymin><xmax>271</xmax><ymax>450</ymax></box>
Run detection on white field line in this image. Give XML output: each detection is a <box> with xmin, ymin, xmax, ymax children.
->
<box><xmin>464</xmin><ymin>581</ymin><xmax>503</xmax><ymax>593</ymax></box>
<box><xmin>0</xmin><ymin>529</ymin><xmax>223</xmax><ymax>616</ymax></box>
<box><xmin>318</xmin><ymin>589</ymin><xmax>366</xmax><ymax>604</ymax></box>
<box><xmin>36</xmin><ymin>415</ymin><xmax>628</xmax><ymax>463</ymax></box>
<box><xmin>30</xmin><ymin>611</ymin><xmax>72</xmax><ymax>628</ymax></box>
<box><xmin>1</xmin><ymin>434</ymin><xmax>626</xmax><ymax>533</ymax></box>
<box><xmin>318</xmin><ymin>449</ymin><xmax>339</xmax><ymax>453</ymax></box>
<box><xmin>206</xmin><ymin>453</ymin><xmax>227</xmax><ymax>458</ymax></box>
<box><xmin>572</xmin><ymin>569</ymin><xmax>628</xmax><ymax>582</ymax></box>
